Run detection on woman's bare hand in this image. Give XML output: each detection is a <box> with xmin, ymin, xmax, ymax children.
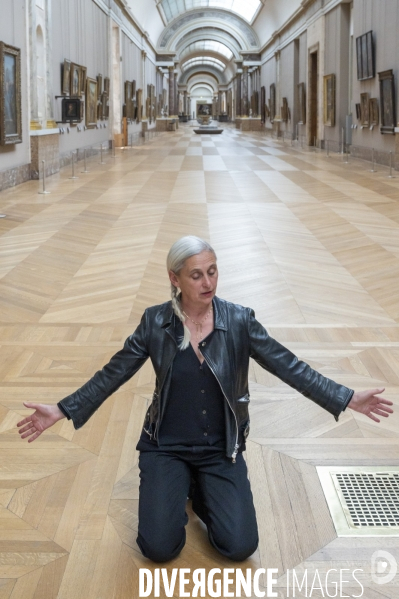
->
<box><xmin>17</xmin><ymin>402</ymin><xmax>66</xmax><ymax>442</ymax></box>
<box><xmin>348</xmin><ymin>388</ymin><xmax>394</xmax><ymax>423</ymax></box>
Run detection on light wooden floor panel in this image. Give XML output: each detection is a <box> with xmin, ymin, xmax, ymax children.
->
<box><xmin>1</xmin><ymin>124</ymin><xmax>399</xmax><ymax>597</ymax></box>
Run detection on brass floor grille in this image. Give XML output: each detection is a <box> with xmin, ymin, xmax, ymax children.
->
<box><xmin>317</xmin><ymin>467</ymin><xmax>399</xmax><ymax>537</ymax></box>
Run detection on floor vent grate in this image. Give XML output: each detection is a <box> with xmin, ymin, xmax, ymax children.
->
<box><xmin>317</xmin><ymin>467</ymin><xmax>399</xmax><ymax>537</ymax></box>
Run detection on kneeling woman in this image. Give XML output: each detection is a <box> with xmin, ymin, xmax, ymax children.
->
<box><xmin>17</xmin><ymin>236</ymin><xmax>393</xmax><ymax>562</ymax></box>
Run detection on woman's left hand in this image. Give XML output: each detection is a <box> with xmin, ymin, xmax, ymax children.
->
<box><xmin>348</xmin><ymin>388</ymin><xmax>394</xmax><ymax>422</ymax></box>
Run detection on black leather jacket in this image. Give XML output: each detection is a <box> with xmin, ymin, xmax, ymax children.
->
<box><xmin>59</xmin><ymin>296</ymin><xmax>354</xmax><ymax>461</ymax></box>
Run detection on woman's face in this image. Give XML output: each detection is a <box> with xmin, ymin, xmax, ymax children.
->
<box><xmin>169</xmin><ymin>250</ymin><xmax>218</xmax><ymax>309</ymax></box>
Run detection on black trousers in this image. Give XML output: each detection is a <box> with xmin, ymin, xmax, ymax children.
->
<box><xmin>136</xmin><ymin>449</ymin><xmax>259</xmax><ymax>563</ymax></box>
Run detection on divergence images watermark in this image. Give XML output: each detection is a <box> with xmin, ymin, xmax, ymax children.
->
<box><xmin>139</xmin><ymin>553</ymin><xmax>398</xmax><ymax>598</ymax></box>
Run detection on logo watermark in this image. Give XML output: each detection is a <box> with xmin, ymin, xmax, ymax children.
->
<box><xmin>371</xmin><ymin>550</ymin><xmax>397</xmax><ymax>585</ymax></box>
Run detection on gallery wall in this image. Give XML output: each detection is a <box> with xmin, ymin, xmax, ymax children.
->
<box><xmin>259</xmin><ymin>0</ymin><xmax>399</xmax><ymax>154</ymax></box>
<box><xmin>0</xmin><ymin>0</ymin><xmax>159</xmax><ymax>190</ymax></box>
<box><xmin>0</xmin><ymin>0</ymin><xmax>30</xmax><ymax>184</ymax></box>
<box><xmin>51</xmin><ymin>0</ymin><xmax>111</xmax><ymax>155</ymax></box>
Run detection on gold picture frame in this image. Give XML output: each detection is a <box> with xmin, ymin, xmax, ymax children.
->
<box><xmin>298</xmin><ymin>82</ymin><xmax>306</xmax><ymax>124</ymax></box>
<box><xmin>360</xmin><ymin>92</ymin><xmax>369</xmax><ymax>126</ymax></box>
<box><xmin>0</xmin><ymin>42</ymin><xmax>22</xmax><ymax>145</ymax></box>
<box><xmin>80</xmin><ymin>66</ymin><xmax>87</xmax><ymax>96</ymax></box>
<box><xmin>269</xmin><ymin>83</ymin><xmax>276</xmax><ymax>122</ymax></box>
<box><xmin>323</xmin><ymin>73</ymin><xmax>335</xmax><ymax>127</ymax></box>
<box><xmin>97</xmin><ymin>74</ymin><xmax>102</xmax><ymax>99</ymax></box>
<box><xmin>379</xmin><ymin>69</ymin><xmax>395</xmax><ymax>134</ymax></box>
<box><xmin>70</xmin><ymin>63</ymin><xmax>81</xmax><ymax>97</ymax></box>
<box><xmin>104</xmin><ymin>76</ymin><xmax>110</xmax><ymax>96</ymax></box>
<box><xmin>369</xmin><ymin>97</ymin><xmax>379</xmax><ymax>126</ymax></box>
<box><xmin>85</xmin><ymin>77</ymin><xmax>98</xmax><ymax>127</ymax></box>
<box><xmin>281</xmin><ymin>97</ymin><xmax>288</xmax><ymax>122</ymax></box>
<box><xmin>62</xmin><ymin>59</ymin><xmax>71</xmax><ymax>95</ymax></box>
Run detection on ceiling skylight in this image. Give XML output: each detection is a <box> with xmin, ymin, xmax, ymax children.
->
<box><xmin>181</xmin><ymin>57</ymin><xmax>226</xmax><ymax>72</ymax></box>
<box><xmin>180</xmin><ymin>40</ymin><xmax>233</xmax><ymax>60</ymax></box>
<box><xmin>160</xmin><ymin>0</ymin><xmax>261</xmax><ymax>24</ymax></box>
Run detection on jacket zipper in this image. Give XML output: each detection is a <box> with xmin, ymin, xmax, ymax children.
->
<box><xmin>202</xmin><ymin>353</ymin><xmax>239</xmax><ymax>463</ymax></box>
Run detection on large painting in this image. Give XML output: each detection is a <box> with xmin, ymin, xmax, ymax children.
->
<box><xmin>323</xmin><ymin>73</ymin><xmax>335</xmax><ymax>127</ymax></box>
<box><xmin>85</xmin><ymin>77</ymin><xmax>98</xmax><ymax>128</ymax></box>
<box><xmin>298</xmin><ymin>82</ymin><xmax>306</xmax><ymax>124</ymax></box>
<box><xmin>356</xmin><ymin>31</ymin><xmax>375</xmax><ymax>81</ymax></box>
<box><xmin>0</xmin><ymin>42</ymin><xmax>22</xmax><ymax>145</ymax></box>
<box><xmin>270</xmin><ymin>83</ymin><xmax>276</xmax><ymax>122</ymax></box>
<box><xmin>360</xmin><ymin>92</ymin><xmax>369</xmax><ymax>126</ymax></box>
<box><xmin>369</xmin><ymin>98</ymin><xmax>379</xmax><ymax>126</ymax></box>
<box><xmin>70</xmin><ymin>63</ymin><xmax>81</xmax><ymax>97</ymax></box>
<box><xmin>378</xmin><ymin>69</ymin><xmax>395</xmax><ymax>134</ymax></box>
<box><xmin>62</xmin><ymin>59</ymin><xmax>71</xmax><ymax>95</ymax></box>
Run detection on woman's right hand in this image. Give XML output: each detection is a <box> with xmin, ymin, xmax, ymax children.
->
<box><xmin>17</xmin><ymin>402</ymin><xmax>66</xmax><ymax>443</ymax></box>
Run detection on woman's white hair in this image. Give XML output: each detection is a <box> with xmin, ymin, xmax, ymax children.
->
<box><xmin>167</xmin><ymin>236</ymin><xmax>216</xmax><ymax>350</ymax></box>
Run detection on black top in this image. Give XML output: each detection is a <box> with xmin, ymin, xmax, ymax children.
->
<box><xmin>136</xmin><ymin>318</ymin><xmax>226</xmax><ymax>452</ymax></box>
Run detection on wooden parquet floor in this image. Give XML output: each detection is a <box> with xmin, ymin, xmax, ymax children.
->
<box><xmin>0</xmin><ymin>124</ymin><xmax>399</xmax><ymax>598</ymax></box>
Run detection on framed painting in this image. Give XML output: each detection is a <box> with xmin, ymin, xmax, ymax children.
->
<box><xmin>260</xmin><ymin>86</ymin><xmax>266</xmax><ymax>122</ymax></box>
<box><xmin>298</xmin><ymin>82</ymin><xmax>306</xmax><ymax>124</ymax></box>
<box><xmin>0</xmin><ymin>42</ymin><xmax>22</xmax><ymax>145</ymax></box>
<box><xmin>136</xmin><ymin>89</ymin><xmax>143</xmax><ymax>122</ymax></box>
<box><xmin>80</xmin><ymin>66</ymin><xmax>87</xmax><ymax>96</ymax></box>
<box><xmin>97</xmin><ymin>74</ymin><xmax>102</xmax><ymax>99</ymax></box>
<box><xmin>369</xmin><ymin>98</ymin><xmax>379</xmax><ymax>126</ymax></box>
<box><xmin>62</xmin><ymin>59</ymin><xmax>71</xmax><ymax>95</ymax></box>
<box><xmin>378</xmin><ymin>69</ymin><xmax>395</xmax><ymax>134</ymax></box>
<box><xmin>270</xmin><ymin>83</ymin><xmax>276</xmax><ymax>122</ymax></box>
<box><xmin>360</xmin><ymin>92</ymin><xmax>369</xmax><ymax>126</ymax></box>
<box><xmin>85</xmin><ymin>77</ymin><xmax>98</xmax><ymax>127</ymax></box>
<box><xmin>62</xmin><ymin>97</ymin><xmax>82</xmax><ymax>122</ymax></box>
<box><xmin>323</xmin><ymin>73</ymin><xmax>335</xmax><ymax>126</ymax></box>
<box><xmin>125</xmin><ymin>81</ymin><xmax>132</xmax><ymax>105</ymax></box>
<box><xmin>70</xmin><ymin>63</ymin><xmax>81</xmax><ymax>97</ymax></box>
<box><xmin>356</xmin><ymin>31</ymin><xmax>375</xmax><ymax>81</ymax></box>
<box><xmin>104</xmin><ymin>76</ymin><xmax>110</xmax><ymax>96</ymax></box>
<box><xmin>265</xmin><ymin>102</ymin><xmax>270</xmax><ymax>118</ymax></box>
<box><xmin>281</xmin><ymin>97</ymin><xmax>288</xmax><ymax>122</ymax></box>
<box><xmin>101</xmin><ymin>93</ymin><xmax>108</xmax><ymax>120</ymax></box>
<box><xmin>355</xmin><ymin>103</ymin><xmax>361</xmax><ymax>120</ymax></box>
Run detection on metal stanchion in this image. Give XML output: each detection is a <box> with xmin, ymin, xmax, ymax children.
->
<box><xmin>38</xmin><ymin>160</ymin><xmax>50</xmax><ymax>194</ymax></box>
<box><xmin>370</xmin><ymin>147</ymin><xmax>376</xmax><ymax>172</ymax></box>
<box><xmin>341</xmin><ymin>127</ymin><xmax>345</xmax><ymax>154</ymax></box>
<box><xmin>69</xmin><ymin>151</ymin><xmax>78</xmax><ymax>179</ymax></box>
<box><xmin>296</xmin><ymin>123</ymin><xmax>299</xmax><ymax>141</ymax></box>
<box><xmin>100</xmin><ymin>143</ymin><xmax>106</xmax><ymax>164</ymax></box>
<box><xmin>388</xmin><ymin>151</ymin><xmax>395</xmax><ymax>178</ymax></box>
<box><xmin>82</xmin><ymin>148</ymin><xmax>89</xmax><ymax>173</ymax></box>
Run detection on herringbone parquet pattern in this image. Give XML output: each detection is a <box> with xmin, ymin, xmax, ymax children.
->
<box><xmin>0</xmin><ymin>124</ymin><xmax>398</xmax><ymax>597</ymax></box>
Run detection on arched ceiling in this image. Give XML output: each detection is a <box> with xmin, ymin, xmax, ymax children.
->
<box><xmin>157</xmin><ymin>0</ymin><xmax>263</xmax><ymax>25</ymax></box>
<box><xmin>154</xmin><ymin>3</ymin><xmax>261</xmax><ymax>98</ymax></box>
<box><xmin>158</xmin><ymin>9</ymin><xmax>260</xmax><ymax>51</ymax></box>
<box><xmin>176</xmin><ymin>28</ymin><xmax>242</xmax><ymax>57</ymax></box>
<box><xmin>180</xmin><ymin>40</ymin><xmax>233</xmax><ymax>61</ymax></box>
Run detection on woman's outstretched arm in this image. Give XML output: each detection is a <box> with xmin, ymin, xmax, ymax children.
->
<box><xmin>18</xmin><ymin>310</ymin><xmax>150</xmax><ymax>440</ymax></box>
<box><xmin>17</xmin><ymin>402</ymin><xmax>66</xmax><ymax>442</ymax></box>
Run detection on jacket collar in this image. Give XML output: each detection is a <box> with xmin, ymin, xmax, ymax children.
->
<box><xmin>160</xmin><ymin>295</ymin><xmax>227</xmax><ymax>331</ymax></box>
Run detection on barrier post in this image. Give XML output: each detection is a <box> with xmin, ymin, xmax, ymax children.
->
<box><xmin>38</xmin><ymin>160</ymin><xmax>50</xmax><ymax>194</ymax></box>
<box><xmin>388</xmin><ymin>151</ymin><xmax>395</xmax><ymax>178</ymax></box>
<box><xmin>100</xmin><ymin>144</ymin><xmax>106</xmax><ymax>164</ymax></box>
<box><xmin>69</xmin><ymin>151</ymin><xmax>78</xmax><ymax>179</ymax></box>
<box><xmin>370</xmin><ymin>147</ymin><xmax>376</xmax><ymax>172</ymax></box>
<box><xmin>82</xmin><ymin>148</ymin><xmax>89</xmax><ymax>173</ymax></box>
